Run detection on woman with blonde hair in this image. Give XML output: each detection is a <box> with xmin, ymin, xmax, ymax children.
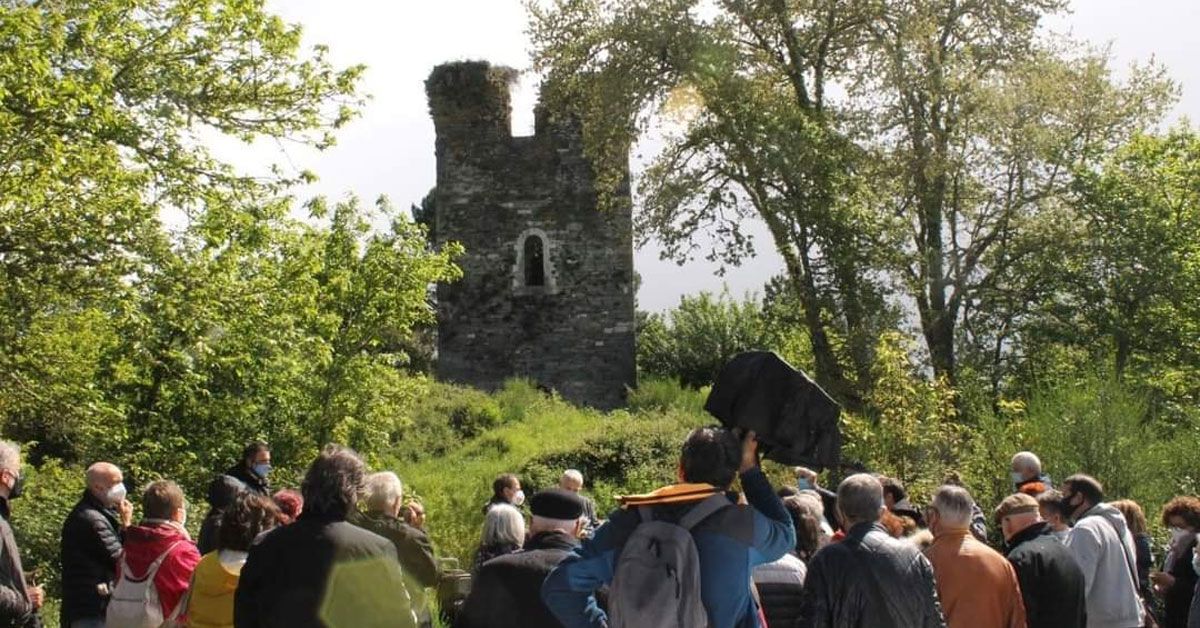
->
<box><xmin>1112</xmin><ymin>499</ymin><xmax>1154</xmax><ymax>602</ymax></box>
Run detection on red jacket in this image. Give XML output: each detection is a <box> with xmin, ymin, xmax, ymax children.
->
<box><xmin>118</xmin><ymin>523</ymin><xmax>201</xmax><ymax>618</ymax></box>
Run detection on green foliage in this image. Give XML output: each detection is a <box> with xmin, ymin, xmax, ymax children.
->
<box><xmin>638</xmin><ymin>291</ymin><xmax>770</xmax><ymax>388</ymax></box>
<box><xmin>11</xmin><ymin>459</ymin><xmax>85</xmax><ymax>599</ymax></box>
<box><xmin>637</xmin><ymin>290</ymin><xmax>821</xmax><ymax>390</ymax></box>
<box><xmin>393</xmin><ymin>379</ymin><xmax>709</xmax><ymax>565</ymax></box>
<box><xmin>527</xmin><ymin>0</ymin><xmax>1177</xmax><ymax>397</ymax></box>
<box><xmin>842</xmin><ymin>332</ymin><xmax>962</xmax><ymax>503</ymax></box>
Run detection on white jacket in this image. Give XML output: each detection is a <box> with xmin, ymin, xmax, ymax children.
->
<box><xmin>1067</xmin><ymin>503</ymin><xmax>1145</xmax><ymax>628</ymax></box>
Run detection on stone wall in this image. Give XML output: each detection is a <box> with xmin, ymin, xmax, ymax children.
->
<box><xmin>426</xmin><ymin>61</ymin><xmax>637</xmax><ymax>409</ymax></box>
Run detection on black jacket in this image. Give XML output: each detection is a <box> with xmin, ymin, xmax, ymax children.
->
<box><xmin>349</xmin><ymin>511</ymin><xmax>440</xmax><ymax>590</ymax></box>
<box><xmin>798</xmin><ymin>522</ymin><xmax>946</xmax><ymax>628</ymax></box>
<box><xmin>59</xmin><ymin>491</ymin><xmax>123</xmax><ymax>624</ymax></box>
<box><xmin>234</xmin><ymin>511</ymin><xmax>415</xmax><ymax>628</ymax></box>
<box><xmin>0</xmin><ymin>499</ymin><xmax>37</xmax><ymax>628</ymax></box>
<box><xmin>1163</xmin><ymin>536</ymin><xmax>1198</xmax><ymax>628</ymax></box>
<box><xmin>754</xmin><ymin>553</ymin><xmax>806</xmax><ymax>628</ymax></box>
<box><xmin>226</xmin><ymin>464</ymin><xmax>269</xmax><ymax>497</ymax></box>
<box><xmin>460</xmin><ymin>530</ymin><xmax>579</xmax><ymax>628</ymax></box>
<box><xmin>1004</xmin><ymin>521</ymin><xmax>1087</xmax><ymax>628</ymax></box>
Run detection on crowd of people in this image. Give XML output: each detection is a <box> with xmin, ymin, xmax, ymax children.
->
<box><xmin>0</xmin><ymin>429</ymin><xmax>1198</xmax><ymax>627</ymax></box>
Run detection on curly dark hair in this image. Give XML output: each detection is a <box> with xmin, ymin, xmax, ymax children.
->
<box><xmin>218</xmin><ymin>493</ymin><xmax>281</xmax><ymax>552</ymax></box>
<box><xmin>1162</xmin><ymin>496</ymin><xmax>1200</xmax><ymax>530</ymax></box>
<box><xmin>301</xmin><ymin>444</ymin><xmax>367</xmax><ymax>518</ymax></box>
<box><xmin>680</xmin><ymin>427</ymin><xmax>741</xmax><ymax>489</ymax></box>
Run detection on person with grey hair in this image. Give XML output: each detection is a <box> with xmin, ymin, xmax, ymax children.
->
<box><xmin>0</xmin><ymin>440</ymin><xmax>42</xmax><ymax>628</ymax></box>
<box><xmin>925</xmin><ymin>485</ymin><xmax>1027</xmax><ymax>628</ymax></box>
<box><xmin>235</xmin><ymin>445</ymin><xmax>417</xmax><ymax>628</ymax></box>
<box><xmin>1011</xmin><ymin>451</ymin><xmax>1051</xmax><ymax>496</ymax></box>
<box><xmin>60</xmin><ymin>461</ymin><xmax>133</xmax><ymax>628</ymax></box>
<box><xmin>798</xmin><ymin>473</ymin><xmax>946</xmax><ymax>627</ymax></box>
<box><xmin>349</xmin><ymin>471</ymin><xmax>440</xmax><ymax>622</ymax></box>
<box><xmin>462</xmin><ymin>489</ymin><xmax>585</xmax><ymax>628</ymax></box>
<box><xmin>559</xmin><ymin>469</ymin><xmax>601</xmax><ymax>535</ymax></box>
<box><xmin>473</xmin><ymin>504</ymin><xmax>525</xmax><ymax>573</ymax></box>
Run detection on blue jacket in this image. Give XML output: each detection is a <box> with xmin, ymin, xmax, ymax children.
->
<box><xmin>541</xmin><ymin>468</ymin><xmax>795</xmax><ymax>628</ymax></box>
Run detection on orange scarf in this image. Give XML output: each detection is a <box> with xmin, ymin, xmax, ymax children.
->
<box><xmin>617</xmin><ymin>483</ymin><xmax>721</xmax><ymax>507</ymax></box>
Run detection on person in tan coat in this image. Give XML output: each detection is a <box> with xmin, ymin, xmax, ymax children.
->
<box><xmin>925</xmin><ymin>485</ymin><xmax>1028</xmax><ymax>628</ymax></box>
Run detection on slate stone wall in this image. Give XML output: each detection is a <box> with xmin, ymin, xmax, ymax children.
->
<box><xmin>426</xmin><ymin>61</ymin><xmax>637</xmax><ymax>409</ymax></box>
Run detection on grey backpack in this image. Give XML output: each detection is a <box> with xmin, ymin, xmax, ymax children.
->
<box><xmin>608</xmin><ymin>494</ymin><xmax>731</xmax><ymax>628</ymax></box>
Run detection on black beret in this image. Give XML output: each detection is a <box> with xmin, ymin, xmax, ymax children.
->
<box><xmin>530</xmin><ymin>488</ymin><xmax>585</xmax><ymax>520</ymax></box>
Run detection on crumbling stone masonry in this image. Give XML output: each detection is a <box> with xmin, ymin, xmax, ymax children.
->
<box><xmin>426</xmin><ymin>61</ymin><xmax>637</xmax><ymax>409</ymax></box>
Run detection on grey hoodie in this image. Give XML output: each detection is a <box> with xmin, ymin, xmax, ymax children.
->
<box><xmin>1066</xmin><ymin>502</ymin><xmax>1144</xmax><ymax>628</ymax></box>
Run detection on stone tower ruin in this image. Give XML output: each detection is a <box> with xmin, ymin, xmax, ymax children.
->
<box><xmin>426</xmin><ymin>61</ymin><xmax>637</xmax><ymax>409</ymax></box>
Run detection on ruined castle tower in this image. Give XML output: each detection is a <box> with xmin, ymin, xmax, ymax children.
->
<box><xmin>426</xmin><ymin>61</ymin><xmax>637</xmax><ymax>409</ymax></box>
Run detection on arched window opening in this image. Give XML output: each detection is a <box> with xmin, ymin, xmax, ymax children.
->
<box><xmin>524</xmin><ymin>235</ymin><xmax>546</xmax><ymax>287</ymax></box>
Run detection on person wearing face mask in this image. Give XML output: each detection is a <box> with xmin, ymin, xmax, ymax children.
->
<box><xmin>1037</xmin><ymin>489</ymin><xmax>1073</xmax><ymax>544</ymax></box>
<box><xmin>1061</xmin><ymin>474</ymin><xmax>1145</xmax><ymax>628</ymax></box>
<box><xmin>1011</xmin><ymin>452</ymin><xmax>1052</xmax><ymax>497</ymax></box>
<box><xmin>1151</xmin><ymin>497</ymin><xmax>1200</xmax><ymax>628</ymax></box>
<box><xmin>924</xmin><ymin>485</ymin><xmax>1027</xmax><ymax>628</ymax></box>
<box><xmin>112</xmin><ymin>480</ymin><xmax>202</xmax><ymax>622</ymax></box>
<box><xmin>995</xmin><ymin>493</ymin><xmax>1086</xmax><ymax>628</ymax></box>
<box><xmin>0</xmin><ymin>440</ymin><xmax>42</xmax><ymax>628</ymax></box>
<box><xmin>484</xmin><ymin>473</ymin><xmax>525</xmax><ymax>513</ymax></box>
<box><xmin>226</xmin><ymin>442</ymin><xmax>272</xmax><ymax>497</ymax></box>
<box><xmin>60</xmin><ymin>462</ymin><xmax>134</xmax><ymax>628</ymax></box>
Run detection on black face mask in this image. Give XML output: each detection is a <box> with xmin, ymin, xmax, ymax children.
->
<box><xmin>7</xmin><ymin>473</ymin><xmax>23</xmax><ymax>500</ymax></box>
<box><xmin>1060</xmin><ymin>493</ymin><xmax>1077</xmax><ymax>519</ymax></box>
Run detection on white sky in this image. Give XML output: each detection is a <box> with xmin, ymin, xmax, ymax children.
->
<box><xmin>229</xmin><ymin>0</ymin><xmax>1200</xmax><ymax>312</ymax></box>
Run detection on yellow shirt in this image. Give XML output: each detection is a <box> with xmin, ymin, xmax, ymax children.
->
<box><xmin>185</xmin><ymin>551</ymin><xmax>242</xmax><ymax>628</ymax></box>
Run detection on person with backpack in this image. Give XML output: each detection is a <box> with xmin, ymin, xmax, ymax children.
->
<box><xmin>107</xmin><ymin>480</ymin><xmax>201</xmax><ymax>628</ymax></box>
<box><xmin>542</xmin><ymin>427</ymin><xmax>795</xmax><ymax>628</ymax></box>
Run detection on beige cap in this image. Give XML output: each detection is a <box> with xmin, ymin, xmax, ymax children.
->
<box><xmin>994</xmin><ymin>493</ymin><xmax>1040</xmax><ymax>522</ymax></box>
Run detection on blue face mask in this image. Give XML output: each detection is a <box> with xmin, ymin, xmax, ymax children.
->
<box><xmin>797</xmin><ymin>478</ymin><xmax>813</xmax><ymax>491</ymax></box>
<box><xmin>253</xmin><ymin>463</ymin><xmax>272</xmax><ymax>479</ymax></box>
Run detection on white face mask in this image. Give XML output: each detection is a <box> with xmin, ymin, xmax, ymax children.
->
<box><xmin>1193</xmin><ymin>546</ymin><xmax>1200</xmax><ymax>574</ymax></box>
<box><xmin>1170</xmin><ymin>527</ymin><xmax>1192</xmax><ymax>544</ymax></box>
<box><xmin>512</xmin><ymin>490</ymin><xmax>526</xmax><ymax>507</ymax></box>
<box><xmin>1052</xmin><ymin>528</ymin><xmax>1070</xmax><ymax>543</ymax></box>
<box><xmin>1011</xmin><ymin>472</ymin><xmax>1025</xmax><ymax>485</ymax></box>
<box><xmin>106</xmin><ymin>483</ymin><xmax>127</xmax><ymax>508</ymax></box>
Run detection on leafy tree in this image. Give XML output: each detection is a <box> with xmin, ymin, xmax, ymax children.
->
<box><xmin>528</xmin><ymin>0</ymin><xmax>896</xmax><ymax>407</ymax></box>
<box><xmin>638</xmin><ymin>291</ymin><xmax>769</xmax><ymax>388</ymax></box>
<box><xmin>1048</xmin><ymin>129</ymin><xmax>1200</xmax><ymax>385</ymax></box>
<box><xmin>0</xmin><ymin>0</ymin><xmax>364</xmax><ymax>387</ymax></box>
<box><xmin>526</xmin><ymin>0</ymin><xmax>1174</xmax><ymax>399</ymax></box>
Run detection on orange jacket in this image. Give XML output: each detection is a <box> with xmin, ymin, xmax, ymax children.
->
<box><xmin>925</xmin><ymin>529</ymin><xmax>1027</xmax><ymax>628</ymax></box>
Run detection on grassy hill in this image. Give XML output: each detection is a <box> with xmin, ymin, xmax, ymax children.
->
<box><xmin>388</xmin><ymin>378</ymin><xmax>716</xmax><ymax>564</ymax></box>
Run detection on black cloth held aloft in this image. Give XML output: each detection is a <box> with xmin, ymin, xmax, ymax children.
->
<box><xmin>705</xmin><ymin>351</ymin><xmax>841</xmax><ymax>469</ymax></box>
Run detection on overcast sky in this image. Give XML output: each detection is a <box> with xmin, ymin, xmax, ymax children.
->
<box><xmin>230</xmin><ymin>0</ymin><xmax>1200</xmax><ymax>312</ymax></box>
